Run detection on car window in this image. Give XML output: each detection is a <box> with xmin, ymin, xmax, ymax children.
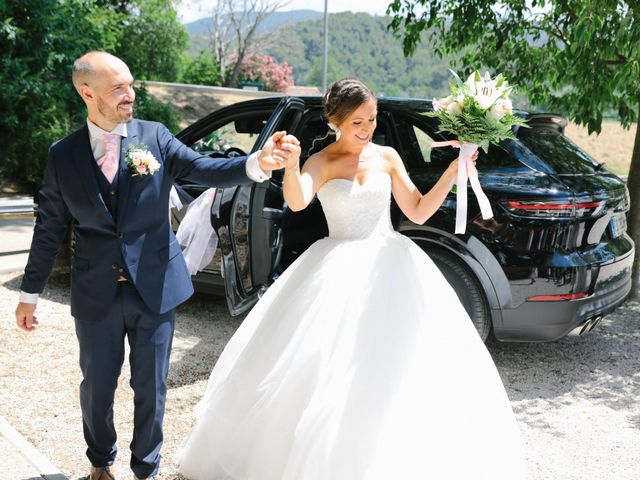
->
<box><xmin>191</xmin><ymin>112</ymin><xmax>270</xmax><ymax>155</ymax></box>
<box><xmin>412</xmin><ymin>125</ymin><xmax>461</xmax><ymax>166</ymax></box>
<box><xmin>403</xmin><ymin>116</ymin><xmax>528</xmax><ymax>171</ymax></box>
<box><xmin>388</xmin><ymin>113</ymin><xmax>461</xmax><ymax>171</ymax></box>
<box><xmin>517</xmin><ymin>128</ymin><xmax>601</xmax><ymax>174</ymax></box>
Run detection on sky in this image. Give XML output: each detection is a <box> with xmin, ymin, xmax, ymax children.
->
<box><xmin>176</xmin><ymin>0</ymin><xmax>394</xmax><ymax>24</ymax></box>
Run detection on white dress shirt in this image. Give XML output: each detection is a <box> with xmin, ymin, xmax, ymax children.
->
<box><xmin>87</xmin><ymin>119</ymin><xmax>128</xmax><ymax>160</ymax></box>
<box><xmin>20</xmin><ymin>119</ymin><xmax>270</xmax><ymax>304</ymax></box>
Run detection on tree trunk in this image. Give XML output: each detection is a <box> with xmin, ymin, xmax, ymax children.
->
<box><xmin>225</xmin><ymin>50</ymin><xmax>245</xmax><ymax>88</ymax></box>
<box><xmin>625</xmin><ymin>110</ymin><xmax>640</xmax><ymax>299</ymax></box>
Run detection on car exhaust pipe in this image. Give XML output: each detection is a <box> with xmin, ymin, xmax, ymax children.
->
<box><xmin>568</xmin><ymin>315</ymin><xmax>603</xmax><ymax>336</ymax></box>
<box><xmin>588</xmin><ymin>315</ymin><xmax>603</xmax><ymax>332</ymax></box>
<box><xmin>568</xmin><ymin>319</ymin><xmax>591</xmax><ymax>336</ymax></box>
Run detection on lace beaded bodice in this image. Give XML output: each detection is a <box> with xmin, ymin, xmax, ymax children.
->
<box><xmin>317</xmin><ymin>172</ymin><xmax>394</xmax><ymax>240</ymax></box>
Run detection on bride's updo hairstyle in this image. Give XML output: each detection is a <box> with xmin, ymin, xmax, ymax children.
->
<box><xmin>323</xmin><ymin>77</ymin><xmax>376</xmax><ymax>127</ymax></box>
<box><xmin>308</xmin><ymin>77</ymin><xmax>375</xmax><ymax>154</ymax></box>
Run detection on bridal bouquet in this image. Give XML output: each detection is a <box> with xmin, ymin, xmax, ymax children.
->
<box><xmin>427</xmin><ymin>70</ymin><xmax>527</xmax><ymax>152</ymax></box>
<box><xmin>425</xmin><ymin>70</ymin><xmax>528</xmax><ymax>234</ymax></box>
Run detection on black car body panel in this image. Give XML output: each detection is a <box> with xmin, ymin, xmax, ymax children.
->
<box><xmin>174</xmin><ymin>95</ymin><xmax>635</xmax><ymax>342</ymax></box>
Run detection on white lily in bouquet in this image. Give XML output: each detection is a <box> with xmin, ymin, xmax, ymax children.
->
<box><xmin>426</xmin><ymin>70</ymin><xmax>528</xmax><ymax>234</ymax></box>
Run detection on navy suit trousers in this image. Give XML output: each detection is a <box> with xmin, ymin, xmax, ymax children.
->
<box><xmin>74</xmin><ymin>281</ymin><xmax>175</xmax><ymax>478</ymax></box>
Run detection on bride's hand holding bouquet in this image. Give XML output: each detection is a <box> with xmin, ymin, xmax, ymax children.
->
<box><xmin>426</xmin><ymin>70</ymin><xmax>527</xmax><ymax>234</ymax></box>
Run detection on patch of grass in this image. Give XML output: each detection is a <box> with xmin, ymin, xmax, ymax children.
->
<box><xmin>565</xmin><ymin>121</ymin><xmax>634</xmax><ymax>176</ymax></box>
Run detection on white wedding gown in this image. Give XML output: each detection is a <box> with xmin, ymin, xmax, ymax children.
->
<box><xmin>177</xmin><ymin>172</ymin><xmax>526</xmax><ymax>479</ymax></box>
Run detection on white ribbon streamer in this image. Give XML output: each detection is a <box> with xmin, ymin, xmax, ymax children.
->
<box><xmin>431</xmin><ymin>141</ymin><xmax>493</xmax><ymax>234</ymax></box>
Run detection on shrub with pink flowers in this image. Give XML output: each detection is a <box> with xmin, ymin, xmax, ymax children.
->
<box><xmin>234</xmin><ymin>54</ymin><xmax>294</xmax><ymax>93</ymax></box>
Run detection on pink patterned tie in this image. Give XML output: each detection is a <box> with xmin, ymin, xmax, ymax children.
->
<box><xmin>97</xmin><ymin>133</ymin><xmax>120</xmax><ymax>183</ymax></box>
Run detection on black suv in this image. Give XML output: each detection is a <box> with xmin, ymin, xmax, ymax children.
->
<box><xmin>173</xmin><ymin>96</ymin><xmax>634</xmax><ymax>342</ymax></box>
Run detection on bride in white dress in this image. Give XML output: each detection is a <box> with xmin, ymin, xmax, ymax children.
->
<box><xmin>177</xmin><ymin>78</ymin><xmax>526</xmax><ymax>479</ymax></box>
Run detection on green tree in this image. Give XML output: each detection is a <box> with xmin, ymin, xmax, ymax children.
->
<box><xmin>304</xmin><ymin>56</ymin><xmax>349</xmax><ymax>90</ymax></box>
<box><xmin>0</xmin><ymin>0</ymin><xmax>184</xmax><ymax>190</ymax></box>
<box><xmin>181</xmin><ymin>53</ymin><xmax>222</xmax><ymax>86</ymax></box>
<box><xmin>388</xmin><ymin>1</ymin><xmax>640</xmax><ymax>298</ymax></box>
<box><xmin>134</xmin><ymin>83</ymin><xmax>181</xmax><ymax>133</ymax></box>
<box><xmin>205</xmin><ymin>0</ymin><xmax>289</xmax><ymax>88</ymax></box>
<box><xmin>264</xmin><ymin>12</ymin><xmax>453</xmax><ymax>97</ymax></box>
<box><xmin>95</xmin><ymin>0</ymin><xmax>136</xmax><ymax>13</ymax></box>
<box><xmin>116</xmin><ymin>0</ymin><xmax>188</xmax><ymax>82</ymax></box>
<box><xmin>0</xmin><ymin>0</ymin><xmax>122</xmax><ymax>190</ymax></box>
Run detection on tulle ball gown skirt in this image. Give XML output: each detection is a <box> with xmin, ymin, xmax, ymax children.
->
<box><xmin>176</xmin><ymin>231</ymin><xmax>526</xmax><ymax>479</ymax></box>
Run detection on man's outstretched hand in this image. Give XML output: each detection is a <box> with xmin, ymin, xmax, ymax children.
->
<box><xmin>258</xmin><ymin>131</ymin><xmax>301</xmax><ymax>172</ymax></box>
<box><xmin>15</xmin><ymin>302</ymin><xmax>38</xmax><ymax>333</ymax></box>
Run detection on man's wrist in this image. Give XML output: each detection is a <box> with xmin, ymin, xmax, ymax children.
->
<box><xmin>19</xmin><ymin>291</ymin><xmax>39</xmax><ymax>304</ymax></box>
<box><xmin>245</xmin><ymin>150</ymin><xmax>271</xmax><ymax>182</ymax></box>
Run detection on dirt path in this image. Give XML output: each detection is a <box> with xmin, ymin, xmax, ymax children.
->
<box><xmin>1</xmin><ymin>270</ymin><xmax>638</xmax><ymax>479</ymax></box>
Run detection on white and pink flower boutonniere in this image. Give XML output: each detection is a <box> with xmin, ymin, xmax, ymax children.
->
<box><xmin>125</xmin><ymin>144</ymin><xmax>160</xmax><ymax>176</ymax></box>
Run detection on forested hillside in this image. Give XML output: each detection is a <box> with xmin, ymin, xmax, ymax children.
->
<box><xmin>266</xmin><ymin>12</ymin><xmax>455</xmax><ymax>97</ymax></box>
<box><xmin>185</xmin><ymin>9</ymin><xmax>323</xmax><ymax>56</ymax></box>
<box><xmin>184</xmin><ymin>9</ymin><xmax>323</xmax><ymax>36</ymax></box>
<box><xmin>187</xmin><ymin>11</ymin><xmax>457</xmax><ymax>98</ymax></box>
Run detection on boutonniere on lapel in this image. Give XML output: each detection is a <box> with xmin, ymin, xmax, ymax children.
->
<box><xmin>125</xmin><ymin>143</ymin><xmax>160</xmax><ymax>176</ymax></box>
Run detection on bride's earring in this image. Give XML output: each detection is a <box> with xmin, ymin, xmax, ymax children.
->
<box><xmin>328</xmin><ymin>122</ymin><xmax>342</xmax><ymax>141</ymax></box>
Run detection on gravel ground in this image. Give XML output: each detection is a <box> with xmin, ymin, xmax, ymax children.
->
<box><xmin>1</xmin><ymin>270</ymin><xmax>639</xmax><ymax>479</ymax></box>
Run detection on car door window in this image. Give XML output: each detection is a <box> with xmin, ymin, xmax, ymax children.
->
<box><xmin>517</xmin><ymin>128</ymin><xmax>601</xmax><ymax>174</ymax></box>
<box><xmin>401</xmin><ymin>115</ymin><xmax>524</xmax><ymax>171</ymax></box>
<box><xmin>400</xmin><ymin>120</ymin><xmax>458</xmax><ymax>172</ymax></box>
<box><xmin>191</xmin><ymin>112</ymin><xmax>270</xmax><ymax>155</ymax></box>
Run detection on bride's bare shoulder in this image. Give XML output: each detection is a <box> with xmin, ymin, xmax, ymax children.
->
<box><xmin>305</xmin><ymin>143</ymin><xmax>344</xmax><ymax>167</ymax></box>
<box><xmin>302</xmin><ymin>150</ymin><xmax>331</xmax><ymax>176</ymax></box>
<box><xmin>372</xmin><ymin>144</ymin><xmax>403</xmax><ymax>170</ymax></box>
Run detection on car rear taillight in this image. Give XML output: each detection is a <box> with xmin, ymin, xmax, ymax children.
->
<box><xmin>527</xmin><ymin>292</ymin><xmax>590</xmax><ymax>301</ymax></box>
<box><xmin>501</xmin><ymin>199</ymin><xmax>605</xmax><ymax>218</ymax></box>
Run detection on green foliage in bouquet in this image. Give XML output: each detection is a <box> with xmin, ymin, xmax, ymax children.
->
<box><xmin>427</xmin><ymin>108</ymin><xmax>527</xmax><ymax>153</ymax></box>
<box><xmin>425</xmin><ymin>70</ymin><xmax>528</xmax><ymax>152</ymax></box>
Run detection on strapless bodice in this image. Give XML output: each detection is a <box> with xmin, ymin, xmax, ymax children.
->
<box><xmin>317</xmin><ymin>173</ymin><xmax>394</xmax><ymax>240</ymax></box>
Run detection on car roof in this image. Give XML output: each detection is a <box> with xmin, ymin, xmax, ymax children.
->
<box><xmin>213</xmin><ymin>95</ymin><xmax>565</xmax><ymax>123</ymax></box>
<box><xmin>179</xmin><ymin>95</ymin><xmax>568</xmax><ymax>140</ymax></box>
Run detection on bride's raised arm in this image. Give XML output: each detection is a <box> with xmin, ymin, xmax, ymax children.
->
<box><xmin>385</xmin><ymin>146</ymin><xmax>465</xmax><ymax>225</ymax></box>
<box><xmin>283</xmin><ymin>148</ymin><xmax>325</xmax><ymax>212</ymax></box>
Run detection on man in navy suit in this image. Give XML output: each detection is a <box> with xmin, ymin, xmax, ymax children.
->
<box><xmin>14</xmin><ymin>51</ymin><xmax>299</xmax><ymax>480</ymax></box>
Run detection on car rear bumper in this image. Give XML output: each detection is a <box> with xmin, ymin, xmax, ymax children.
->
<box><xmin>495</xmin><ymin>248</ymin><xmax>635</xmax><ymax>341</ymax></box>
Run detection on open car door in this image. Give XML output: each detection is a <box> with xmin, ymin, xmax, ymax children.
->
<box><xmin>214</xmin><ymin>96</ymin><xmax>305</xmax><ymax>315</ymax></box>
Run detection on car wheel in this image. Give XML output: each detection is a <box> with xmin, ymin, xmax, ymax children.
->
<box><xmin>426</xmin><ymin>249</ymin><xmax>493</xmax><ymax>343</ymax></box>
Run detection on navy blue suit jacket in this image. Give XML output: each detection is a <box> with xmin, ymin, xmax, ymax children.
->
<box><xmin>21</xmin><ymin>119</ymin><xmax>253</xmax><ymax>319</ymax></box>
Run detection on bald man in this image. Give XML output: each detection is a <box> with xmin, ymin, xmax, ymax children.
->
<box><xmin>14</xmin><ymin>51</ymin><xmax>296</xmax><ymax>480</ymax></box>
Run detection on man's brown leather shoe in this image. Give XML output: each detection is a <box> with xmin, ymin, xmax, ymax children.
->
<box><xmin>89</xmin><ymin>465</ymin><xmax>116</xmax><ymax>480</ymax></box>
